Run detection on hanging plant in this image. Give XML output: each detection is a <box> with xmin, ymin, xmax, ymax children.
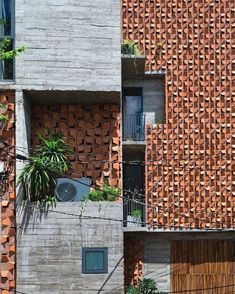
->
<box><xmin>18</xmin><ymin>131</ymin><xmax>71</xmax><ymax>203</ymax></box>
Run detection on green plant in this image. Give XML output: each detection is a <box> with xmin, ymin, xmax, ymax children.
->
<box><xmin>131</xmin><ymin>209</ymin><xmax>142</xmax><ymax>218</ymax></box>
<box><xmin>126</xmin><ymin>285</ymin><xmax>140</xmax><ymax>294</ymax></box>
<box><xmin>126</xmin><ymin>278</ymin><xmax>161</xmax><ymax>294</ymax></box>
<box><xmin>0</xmin><ymin>113</ymin><xmax>8</xmax><ymax>122</ymax></box>
<box><xmin>87</xmin><ymin>184</ymin><xmax>120</xmax><ymax>201</ymax></box>
<box><xmin>122</xmin><ymin>40</ymin><xmax>140</xmax><ymax>55</ymax></box>
<box><xmin>139</xmin><ymin>278</ymin><xmax>158</xmax><ymax>294</ymax></box>
<box><xmin>18</xmin><ymin>131</ymin><xmax>71</xmax><ymax>202</ymax></box>
<box><xmin>39</xmin><ymin>195</ymin><xmax>56</xmax><ymax>208</ymax></box>
<box><xmin>0</xmin><ymin>103</ymin><xmax>7</xmax><ymax>110</ymax></box>
<box><xmin>0</xmin><ymin>19</ymin><xmax>26</xmax><ymax>62</ymax></box>
<box><xmin>35</xmin><ymin>131</ymin><xmax>71</xmax><ymax>172</ymax></box>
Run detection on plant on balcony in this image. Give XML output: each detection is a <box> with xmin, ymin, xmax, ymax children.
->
<box><xmin>18</xmin><ymin>131</ymin><xmax>71</xmax><ymax>204</ymax></box>
<box><xmin>86</xmin><ymin>184</ymin><xmax>120</xmax><ymax>202</ymax></box>
<box><xmin>127</xmin><ymin>209</ymin><xmax>142</xmax><ymax>226</ymax></box>
<box><xmin>122</xmin><ymin>40</ymin><xmax>140</xmax><ymax>56</ymax></box>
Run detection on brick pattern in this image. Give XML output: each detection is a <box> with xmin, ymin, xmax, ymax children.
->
<box><xmin>0</xmin><ymin>92</ymin><xmax>16</xmax><ymax>293</ymax></box>
<box><xmin>124</xmin><ymin>238</ymin><xmax>144</xmax><ymax>287</ymax></box>
<box><xmin>122</xmin><ymin>1</ymin><xmax>235</xmax><ymax>229</ymax></box>
<box><xmin>31</xmin><ymin>104</ymin><xmax>121</xmax><ymax>187</ymax></box>
<box><xmin>146</xmin><ymin>124</ymin><xmax>234</xmax><ymax>229</ymax></box>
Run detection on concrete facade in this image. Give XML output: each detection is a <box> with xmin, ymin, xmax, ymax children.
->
<box><xmin>17</xmin><ymin>202</ymin><xmax>124</xmax><ymax>294</ymax></box>
<box><xmin>15</xmin><ymin>0</ymin><xmax>121</xmax><ymax>93</ymax></box>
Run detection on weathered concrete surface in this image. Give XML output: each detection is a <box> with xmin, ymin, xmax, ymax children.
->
<box><xmin>17</xmin><ymin>202</ymin><xmax>124</xmax><ymax>294</ymax></box>
<box><xmin>14</xmin><ymin>0</ymin><xmax>121</xmax><ymax>93</ymax></box>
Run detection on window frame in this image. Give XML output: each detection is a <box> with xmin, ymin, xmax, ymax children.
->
<box><xmin>82</xmin><ymin>247</ymin><xmax>108</xmax><ymax>274</ymax></box>
<box><xmin>0</xmin><ymin>0</ymin><xmax>15</xmax><ymax>81</ymax></box>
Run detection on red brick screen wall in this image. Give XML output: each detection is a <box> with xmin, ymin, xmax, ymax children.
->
<box><xmin>31</xmin><ymin>104</ymin><xmax>121</xmax><ymax>187</ymax></box>
<box><xmin>122</xmin><ymin>1</ymin><xmax>235</xmax><ymax>229</ymax></box>
<box><xmin>0</xmin><ymin>92</ymin><xmax>16</xmax><ymax>293</ymax></box>
<box><xmin>124</xmin><ymin>238</ymin><xmax>144</xmax><ymax>287</ymax></box>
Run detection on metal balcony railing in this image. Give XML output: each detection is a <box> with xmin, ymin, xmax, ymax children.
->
<box><xmin>122</xmin><ymin>114</ymin><xmax>146</xmax><ymax>141</ymax></box>
<box><xmin>123</xmin><ymin>196</ymin><xmax>146</xmax><ymax>227</ymax></box>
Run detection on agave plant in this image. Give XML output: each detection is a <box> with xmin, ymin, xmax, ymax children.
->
<box><xmin>35</xmin><ymin>131</ymin><xmax>71</xmax><ymax>172</ymax></box>
<box><xmin>18</xmin><ymin>131</ymin><xmax>71</xmax><ymax>202</ymax></box>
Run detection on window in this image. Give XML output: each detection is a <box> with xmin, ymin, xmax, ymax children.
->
<box><xmin>82</xmin><ymin>248</ymin><xmax>108</xmax><ymax>274</ymax></box>
<box><xmin>0</xmin><ymin>0</ymin><xmax>14</xmax><ymax>80</ymax></box>
<box><xmin>122</xmin><ymin>88</ymin><xmax>145</xmax><ymax>141</ymax></box>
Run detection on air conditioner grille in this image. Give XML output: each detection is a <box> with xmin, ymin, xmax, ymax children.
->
<box><xmin>56</xmin><ymin>182</ymin><xmax>77</xmax><ymax>202</ymax></box>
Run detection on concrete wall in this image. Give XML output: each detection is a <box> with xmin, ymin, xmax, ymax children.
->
<box><xmin>17</xmin><ymin>202</ymin><xmax>124</xmax><ymax>294</ymax></box>
<box><xmin>123</xmin><ymin>76</ymin><xmax>165</xmax><ymax>124</ymax></box>
<box><xmin>15</xmin><ymin>0</ymin><xmax>121</xmax><ymax>93</ymax></box>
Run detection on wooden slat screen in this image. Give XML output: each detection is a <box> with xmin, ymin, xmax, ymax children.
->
<box><xmin>171</xmin><ymin>240</ymin><xmax>235</xmax><ymax>294</ymax></box>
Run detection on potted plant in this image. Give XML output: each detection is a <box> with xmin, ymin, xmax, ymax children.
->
<box><xmin>121</xmin><ymin>40</ymin><xmax>140</xmax><ymax>56</ymax></box>
<box><xmin>127</xmin><ymin>209</ymin><xmax>142</xmax><ymax>227</ymax></box>
<box><xmin>85</xmin><ymin>184</ymin><xmax>120</xmax><ymax>202</ymax></box>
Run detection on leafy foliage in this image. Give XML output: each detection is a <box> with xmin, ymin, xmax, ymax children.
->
<box><xmin>86</xmin><ymin>184</ymin><xmax>120</xmax><ymax>201</ymax></box>
<box><xmin>0</xmin><ymin>37</ymin><xmax>26</xmax><ymax>61</ymax></box>
<box><xmin>35</xmin><ymin>131</ymin><xmax>72</xmax><ymax>172</ymax></box>
<box><xmin>126</xmin><ymin>278</ymin><xmax>164</xmax><ymax>294</ymax></box>
<box><xmin>18</xmin><ymin>132</ymin><xmax>71</xmax><ymax>202</ymax></box>
<box><xmin>131</xmin><ymin>209</ymin><xmax>142</xmax><ymax>218</ymax></box>
<box><xmin>139</xmin><ymin>279</ymin><xmax>158</xmax><ymax>294</ymax></box>
<box><xmin>126</xmin><ymin>285</ymin><xmax>140</xmax><ymax>294</ymax></box>
<box><xmin>0</xmin><ymin>113</ymin><xmax>8</xmax><ymax>122</ymax></box>
<box><xmin>121</xmin><ymin>40</ymin><xmax>140</xmax><ymax>55</ymax></box>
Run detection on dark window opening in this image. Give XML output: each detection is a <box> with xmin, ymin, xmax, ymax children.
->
<box><xmin>122</xmin><ymin>88</ymin><xmax>146</xmax><ymax>141</ymax></box>
<box><xmin>123</xmin><ymin>151</ymin><xmax>145</xmax><ymax>227</ymax></box>
<box><xmin>82</xmin><ymin>248</ymin><xmax>108</xmax><ymax>274</ymax></box>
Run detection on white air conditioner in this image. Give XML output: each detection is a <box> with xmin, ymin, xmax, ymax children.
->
<box><xmin>55</xmin><ymin>178</ymin><xmax>90</xmax><ymax>202</ymax></box>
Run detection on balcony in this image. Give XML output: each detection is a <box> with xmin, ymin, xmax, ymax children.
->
<box><xmin>123</xmin><ymin>196</ymin><xmax>146</xmax><ymax>228</ymax></box>
<box><xmin>122</xmin><ymin>114</ymin><xmax>146</xmax><ymax>142</ymax></box>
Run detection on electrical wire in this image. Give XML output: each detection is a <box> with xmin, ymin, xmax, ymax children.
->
<box><xmin>2</xmin><ymin>144</ymin><xmax>234</xmax><ymax>230</ymax></box>
<box><xmin>14</xmin><ymin>156</ymin><xmax>235</xmax><ymax>231</ymax></box>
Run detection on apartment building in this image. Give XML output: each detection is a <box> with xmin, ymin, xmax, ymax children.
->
<box><xmin>0</xmin><ymin>0</ymin><xmax>234</xmax><ymax>293</ymax></box>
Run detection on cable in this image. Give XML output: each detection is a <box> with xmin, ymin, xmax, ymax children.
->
<box><xmin>14</xmin><ymin>155</ymin><xmax>235</xmax><ymax>231</ymax></box>
<box><xmin>7</xmin><ymin>143</ymin><xmax>235</xmax><ymax>165</ymax></box>
<box><xmin>14</xmin><ymin>156</ymin><xmax>235</xmax><ymax>228</ymax></box>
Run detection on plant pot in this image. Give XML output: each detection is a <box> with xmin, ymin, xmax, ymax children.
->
<box><xmin>127</xmin><ymin>215</ymin><xmax>142</xmax><ymax>227</ymax></box>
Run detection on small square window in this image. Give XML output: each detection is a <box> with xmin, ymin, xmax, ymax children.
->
<box><xmin>82</xmin><ymin>248</ymin><xmax>108</xmax><ymax>274</ymax></box>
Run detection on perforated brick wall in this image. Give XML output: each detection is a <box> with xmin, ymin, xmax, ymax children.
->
<box><xmin>0</xmin><ymin>92</ymin><xmax>16</xmax><ymax>293</ymax></box>
<box><xmin>31</xmin><ymin>104</ymin><xmax>121</xmax><ymax>187</ymax></box>
<box><xmin>124</xmin><ymin>238</ymin><xmax>144</xmax><ymax>287</ymax></box>
<box><xmin>122</xmin><ymin>0</ymin><xmax>235</xmax><ymax>229</ymax></box>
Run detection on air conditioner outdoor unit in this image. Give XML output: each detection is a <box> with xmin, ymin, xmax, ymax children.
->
<box><xmin>55</xmin><ymin>178</ymin><xmax>90</xmax><ymax>202</ymax></box>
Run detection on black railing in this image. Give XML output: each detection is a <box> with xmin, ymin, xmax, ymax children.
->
<box><xmin>123</xmin><ymin>196</ymin><xmax>146</xmax><ymax>227</ymax></box>
<box><xmin>122</xmin><ymin>114</ymin><xmax>146</xmax><ymax>141</ymax></box>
